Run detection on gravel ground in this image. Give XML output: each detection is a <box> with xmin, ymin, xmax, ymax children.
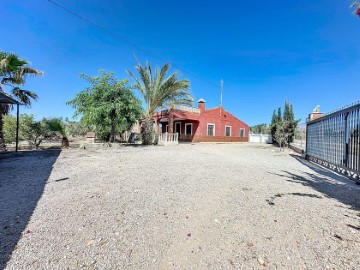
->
<box><xmin>0</xmin><ymin>143</ymin><xmax>359</xmax><ymax>270</ymax></box>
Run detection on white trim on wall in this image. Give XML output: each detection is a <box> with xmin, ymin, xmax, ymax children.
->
<box><xmin>225</xmin><ymin>125</ymin><xmax>232</xmax><ymax>137</ymax></box>
<box><xmin>207</xmin><ymin>123</ymin><xmax>215</xmax><ymax>136</ymax></box>
<box><xmin>185</xmin><ymin>123</ymin><xmax>193</xmax><ymax>135</ymax></box>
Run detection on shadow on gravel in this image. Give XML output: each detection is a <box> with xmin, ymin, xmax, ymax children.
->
<box><xmin>270</xmin><ymin>154</ymin><xmax>360</xmax><ymax>212</ymax></box>
<box><xmin>0</xmin><ymin>150</ymin><xmax>61</xmax><ymax>269</ymax></box>
<box><xmin>266</xmin><ymin>192</ymin><xmax>323</xmax><ymax>206</ymax></box>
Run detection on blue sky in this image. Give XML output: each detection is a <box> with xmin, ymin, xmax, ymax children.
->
<box><xmin>2</xmin><ymin>0</ymin><xmax>360</xmax><ymax>126</ymax></box>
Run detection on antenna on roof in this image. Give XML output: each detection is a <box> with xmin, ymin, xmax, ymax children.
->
<box><xmin>220</xmin><ymin>79</ymin><xmax>223</xmax><ymax>117</ymax></box>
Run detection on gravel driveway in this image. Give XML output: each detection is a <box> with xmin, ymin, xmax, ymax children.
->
<box><xmin>1</xmin><ymin>143</ymin><xmax>359</xmax><ymax>269</ymax></box>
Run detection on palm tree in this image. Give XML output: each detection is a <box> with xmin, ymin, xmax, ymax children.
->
<box><xmin>0</xmin><ymin>51</ymin><xmax>42</xmax><ymax>151</ymax></box>
<box><xmin>46</xmin><ymin>118</ymin><xmax>70</xmax><ymax>148</ymax></box>
<box><xmin>127</xmin><ymin>62</ymin><xmax>193</xmax><ymax>145</ymax></box>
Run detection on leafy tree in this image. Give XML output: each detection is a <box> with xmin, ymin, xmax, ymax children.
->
<box><xmin>46</xmin><ymin>118</ymin><xmax>70</xmax><ymax>148</ymax></box>
<box><xmin>3</xmin><ymin>113</ymin><xmax>34</xmax><ymax>143</ymax></box>
<box><xmin>270</xmin><ymin>108</ymin><xmax>281</xmax><ymax>143</ymax></box>
<box><xmin>67</xmin><ymin>70</ymin><xmax>142</xmax><ymax>143</ymax></box>
<box><xmin>22</xmin><ymin>119</ymin><xmax>52</xmax><ymax>149</ymax></box>
<box><xmin>65</xmin><ymin>118</ymin><xmax>90</xmax><ymax>137</ymax></box>
<box><xmin>0</xmin><ymin>51</ymin><xmax>42</xmax><ymax>151</ymax></box>
<box><xmin>273</xmin><ymin>121</ymin><xmax>290</xmax><ymax>151</ymax></box>
<box><xmin>270</xmin><ymin>101</ymin><xmax>300</xmax><ymax>148</ymax></box>
<box><xmin>127</xmin><ymin>62</ymin><xmax>192</xmax><ymax>145</ymax></box>
<box><xmin>250</xmin><ymin>123</ymin><xmax>270</xmax><ymax>134</ymax></box>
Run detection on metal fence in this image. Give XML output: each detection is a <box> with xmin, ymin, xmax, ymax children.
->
<box><xmin>306</xmin><ymin>102</ymin><xmax>360</xmax><ymax>182</ymax></box>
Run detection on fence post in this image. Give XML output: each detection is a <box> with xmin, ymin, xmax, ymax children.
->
<box><xmin>344</xmin><ymin>112</ymin><xmax>349</xmax><ymax>167</ymax></box>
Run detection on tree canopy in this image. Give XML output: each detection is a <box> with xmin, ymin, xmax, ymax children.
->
<box><xmin>67</xmin><ymin>70</ymin><xmax>143</xmax><ymax>142</ymax></box>
<box><xmin>270</xmin><ymin>101</ymin><xmax>300</xmax><ymax>148</ymax></box>
<box><xmin>0</xmin><ymin>51</ymin><xmax>42</xmax><ymax>151</ymax></box>
<box><xmin>127</xmin><ymin>62</ymin><xmax>192</xmax><ymax>144</ymax></box>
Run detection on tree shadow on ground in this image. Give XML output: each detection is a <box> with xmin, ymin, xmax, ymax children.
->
<box><xmin>269</xmin><ymin>154</ymin><xmax>360</xmax><ymax>212</ymax></box>
<box><xmin>0</xmin><ymin>150</ymin><xmax>61</xmax><ymax>269</ymax></box>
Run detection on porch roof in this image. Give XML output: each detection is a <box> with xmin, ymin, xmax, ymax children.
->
<box><xmin>0</xmin><ymin>92</ymin><xmax>20</xmax><ymax>104</ymax></box>
<box><xmin>155</xmin><ymin>109</ymin><xmax>200</xmax><ymax>122</ymax></box>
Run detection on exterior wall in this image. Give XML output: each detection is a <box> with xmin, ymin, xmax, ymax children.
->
<box><xmin>192</xmin><ymin>136</ymin><xmax>248</xmax><ymax>143</ymax></box>
<box><xmin>249</xmin><ymin>134</ymin><xmax>272</xmax><ymax>143</ymax></box>
<box><xmin>193</xmin><ymin>107</ymin><xmax>249</xmax><ymax>142</ymax></box>
<box><xmin>156</xmin><ymin>106</ymin><xmax>250</xmax><ymax>143</ymax></box>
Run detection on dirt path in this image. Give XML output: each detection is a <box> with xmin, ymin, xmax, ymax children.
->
<box><xmin>1</xmin><ymin>143</ymin><xmax>359</xmax><ymax>269</ymax></box>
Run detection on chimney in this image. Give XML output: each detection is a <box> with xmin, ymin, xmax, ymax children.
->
<box><xmin>197</xmin><ymin>98</ymin><xmax>206</xmax><ymax>113</ymax></box>
<box><xmin>307</xmin><ymin>105</ymin><xmax>324</xmax><ymax>122</ymax></box>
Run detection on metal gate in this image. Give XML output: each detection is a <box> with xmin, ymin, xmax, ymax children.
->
<box><xmin>306</xmin><ymin>102</ymin><xmax>360</xmax><ymax>182</ymax></box>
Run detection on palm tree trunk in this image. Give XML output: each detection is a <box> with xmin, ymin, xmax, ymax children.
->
<box><xmin>142</xmin><ymin>116</ymin><xmax>153</xmax><ymax>145</ymax></box>
<box><xmin>62</xmin><ymin>137</ymin><xmax>70</xmax><ymax>148</ymax></box>
<box><xmin>168</xmin><ymin>108</ymin><xmax>174</xmax><ymax>133</ymax></box>
<box><xmin>0</xmin><ymin>109</ymin><xmax>7</xmax><ymax>151</ymax></box>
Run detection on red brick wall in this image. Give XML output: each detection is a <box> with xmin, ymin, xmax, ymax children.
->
<box><xmin>192</xmin><ymin>136</ymin><xmax>249</xmax><ymax>143</ymax></box>
<box><xmin>194</xmin><ymin>107</ymin><xmax>249</xmax><ymax>140</ymax></box>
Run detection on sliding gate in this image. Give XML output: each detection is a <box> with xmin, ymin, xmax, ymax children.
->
<box><xmin>306</xmin><ymin>102</ymin><xmax>360</xmax><ymax>183</ymax></box>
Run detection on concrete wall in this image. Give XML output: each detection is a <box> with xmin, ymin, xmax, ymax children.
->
<box><xmin>249</xmin><ymin>134</ymin><xmax>272</xmax><ymax>143</ymax></box>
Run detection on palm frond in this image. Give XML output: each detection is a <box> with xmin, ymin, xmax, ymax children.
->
<box><xmin>46</xmin><ymin>118</ymin><xmax>67</xmax><ymax>138</ymax></box>
<box><xmin>11</xmin><ymin>87</ymin><xmax>38</xmax><ymax>107</ymax></box>
<box><xmin>128</xmin><ymin>61</ymin><xmax>192</xmax><ymax>116</ymax></box>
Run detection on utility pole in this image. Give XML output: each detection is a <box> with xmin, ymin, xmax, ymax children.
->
<box><xmin>220</xmin><ymin>79</ymin><xmax>223</xmax><ymax>117</ymax></box>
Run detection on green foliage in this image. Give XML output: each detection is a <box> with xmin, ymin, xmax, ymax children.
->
<box><xmin>270</xmin><ymin>101</ymin><xmax>300</xmax><ymax>147</ymax></box>
<box><xmin>46</xmin><ymin>118</ymin><xmax>68</xmax><ymax>137</ymax></box>
<box><xmin>250</xmin><ymin>123</ymin><xmax>270</xmax><ymax>134</ymax></box>
<box><xmin>45</xmin><ymin>118</ymin><xmax>70</xmax><ymax>148</ymax></box>
<box><xmin>67</xmin><ymin>70</ymin><xmax>143</xmax><ymax>142</ymax></box>
<box><xmin>22</xmin><ymin>119</ymin><xmax>52</xmax><ymax>149</ymax></box>
<box><xmin>3</xmin><ymin>114</ymin><xmax>35</xmax><ymax>143</ymax></box>
<box><xmin>0</xmin><ymin>50</ymin><xmax>42</xmax><ymax>151</ymax></box>
<box><xmin>3</xmin><ymin>114</ymin><xmax>17</xmax><ymax>143</ymax></box>
<box><xmin>273</xmin><ymin>121</ymin><xmax>291</xmax><ymax>151</ymax></box>
<box><xmin>65</xmin><ymin>118</ymin><xmax>90</xmax><ymax>137</ymax></box>
<box><xmin>127</xmin><ymin>62</ymin><xmax>192</xmax><ymax>145</ymax></box>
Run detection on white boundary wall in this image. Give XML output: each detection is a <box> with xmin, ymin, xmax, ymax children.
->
<box><xmin>249</xmin><ymin>134</ymin><xmax>272</xmax><ymax>143</ymax></box>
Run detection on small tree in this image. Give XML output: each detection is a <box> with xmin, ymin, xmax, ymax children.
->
<box><xmin>3</xmin><ymin>113</ymin><xmax>34</xmax><ymax>143</ymax></box>
<box><xmin>46</xmin><ymin>118</ymin><xmax>70</xmax><ymax>148</ymax></box>
<box><xmin>22</xmin><ymin>120</ymin><xmax>52</xmax><ymax>149</ymax></box>
<box><xmin>273</xmin><ymin>121</ymin><xmax>290</xmax><ymax>151</ymax></box>
<box><xmin>270</xmin><ymin>101</ymin><xmax>300</xmax><ymax>148</ymax></box>
<box><xmin>65</xmin><ymin>118</ymin><xmax>90</xmax><ymax>137</ymax></box>
<box><xmin>67</xmin><ymin>70</ymin><xmax>143</xmax><ymax>143</ymax></box>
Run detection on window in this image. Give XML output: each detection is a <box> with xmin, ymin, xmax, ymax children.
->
<box><xmin>225</xmin><ymin>126</ymin><xmax>231</xmax><ymax>137</ymax></box>
<box><xmin>207</xmin><ymin>124</ymin><xmax>215</xmax><ymax>136</ymax></box>
<box><xmin>166</xmin><ymin>125</ymin><xmax>168</xmax><ymax>132</ymax></box>
<box><xmin>240</xmin><ymin>128</ymin><xmax>245</xmax><ymax>138</ymax></box>
<box><xmin>185</xmin><ymin>123</ymin><xmax>193</xmax><ymax>135</ymax></box>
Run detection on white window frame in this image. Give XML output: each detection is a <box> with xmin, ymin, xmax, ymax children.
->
<box><xmin>166</xmin><ymin>125</ymin><xmax>168</xmax><ymax>132</ymax></box>
<box><xmin>240</xmin><ymin>128</ymin><xmax>245</xmax><ymax>138</ymax></box>
<box><xmin>185</xmin><ymin>123</ymin><xmax>193</xmax><ymax>136</ymax></box>
<box><xmin>225</xmin><ymin>125</ymin><xmax>232</xmax><ymax>137</ymax></box>
<box><xmin>175</xmin><ymin>122</ymin><xmax>181</xmax><ymax>134</ymax></box>
<box><xmin>207</xmin><ymin>123</ymin><xmax>215</xmax><ymax>136</ymax></box>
